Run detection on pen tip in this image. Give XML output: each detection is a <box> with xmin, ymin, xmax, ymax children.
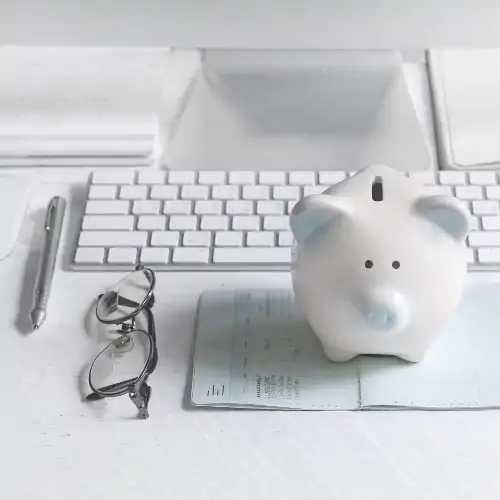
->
<box><xmin>29</xmin><ymin>308</ymin><xmax>45</xmax><ymax>331</ymax></box>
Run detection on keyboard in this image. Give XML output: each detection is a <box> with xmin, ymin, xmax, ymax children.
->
<box><xmin>72</xmin><ymin>169</ymin><xmax>500</xmax><ymax>272</ymax></box>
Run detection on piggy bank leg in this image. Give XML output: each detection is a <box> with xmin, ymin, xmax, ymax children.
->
<box><xmin>398</xmin><ymin>350</ymin><xmax>426</xmax><ymax>363</ymax></box>
<box><xmin>323</xmin><ymin>345</ymin><xmax>357</xmax><ymax>363</ymax></box>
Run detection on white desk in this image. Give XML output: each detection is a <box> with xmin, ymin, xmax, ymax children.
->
<box><xmin>2</xmin><ymin>62</ymin><xmax>500</xmax><ymax>500</ymax></box>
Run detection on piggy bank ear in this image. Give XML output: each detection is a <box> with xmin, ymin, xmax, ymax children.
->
<box><xmin>290</xmin><ymin>194</ymin><xmax>351</xmax><ymax>244</ymax></box>
<box><xmin>415</xmin><ymin>194</ymin><xmax>471</xmax><ymax>241</ymax></box>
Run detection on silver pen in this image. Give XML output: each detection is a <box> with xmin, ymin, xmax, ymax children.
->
<box><xmin>30</xmin><ymin>196</ymin><xmax>66</xmax><ymax>331</ymax></box>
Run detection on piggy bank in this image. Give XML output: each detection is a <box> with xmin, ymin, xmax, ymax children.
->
<box><xmin>290</xmin><ymin>164</ymin><xmax>471</xmax><ymax>363</ymax></box>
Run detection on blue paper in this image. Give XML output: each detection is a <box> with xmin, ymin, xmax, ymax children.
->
<box><xmin>191</xmin><ymin>285</ymin><xmax>500</xmax><ymax>410</ymax></box>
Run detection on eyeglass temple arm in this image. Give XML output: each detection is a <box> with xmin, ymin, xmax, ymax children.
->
<box><xmin>130</xmin><ymin>383</ymin><xmax>151</xmax><ymax>419</ymax></box>
<box><xmin>98</xmin><ymin>292</ymin><xmax>142</xmax><ymax>310</ymax></box>
<box><xmin>86</xmin><ymin>364</ymin><xmax>154</xmax><ymax>403</ymax></box>
<box><xmin>86</xmin><ymin>377</ymin><xmax>136</xmax><ymax>401</ymax></box>
<box><xmin>118</xmin><ymin>296</ymin><xmax>143</xmax><ymax>309</ymax></box>
<box><xmin>87</xmin><ymin>378</ymin><xmax>152</xmax><ymax>419</ymax></box>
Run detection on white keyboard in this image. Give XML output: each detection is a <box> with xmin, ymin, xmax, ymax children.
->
<box><xmin>72</xmin><ymin>169</ymin><xmax>500</xmax><ymax>272</ymax></box>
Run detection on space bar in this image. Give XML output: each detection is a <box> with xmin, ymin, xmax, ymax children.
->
<box><xmin>213</xmin><ymin>248</ymin><xmax>291</xmax><ymax>264</ymax></box>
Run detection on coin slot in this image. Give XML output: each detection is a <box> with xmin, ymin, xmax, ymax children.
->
<box><xmin>372</xmin><ymin>176</ymin><xmax>383</xmax><ymax>202</ymax></box>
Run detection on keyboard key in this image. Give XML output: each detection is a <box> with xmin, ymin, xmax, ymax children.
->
<box><xmin>263</xmin><ymin>216</ymin><xmax>290</xmax><ymax>230</ymax></box>
<box><xmin>215</xmin><ymin>231</ymin><xmax>243</xmax><ymax>246</ymax></box>
<box><xmin>408</xmin><ymin>172</ymin><xmax>436</xmax><ymax>184</ymax></box>
<box><xmin>226</xmin><ymin>200</ymin><xmax>254</xmax><ymax>215</ymax></box>
<box><xmin>151</xmin><ymin>231</ymin><xmax>180</xmax><ymax>246</ymax></box>
<box><xmin>289</xmin><ymin>171</ymin><xmax>315</xmax><ymax>185</ymax></box>
<box><xmin>212</xmin><ymin>185</ymin><xmax>239</xmax><ymax>200</ymax></box>
<box><xmin>468</xmin><ymin>231</ymin><xmax>500</xmax><ymax>246</ymax></box>
<box><xmin>75</xmin><ymin>247</ymin><xmax>105</xmax><ymax>264</ymax></box>
<box><xmin>85</xmin><ymin>200</ymin><xmax>130</xmax><ymax>215</ymax></box>
<box><xmin>213</xmin><ymin>247</ymin><xmax>291</xmax><ymax>264</ymax></box>
<box><xmin>198</xmin><ymin>171</ymin><xmax>226</xmax><ymax>184</ymax></box>
<box><xmin>173</xmin><ymin>247</ymin><xmax>210</xmax><ymax>264</ymax></box>
<box><xmin>82</xmin><ymin>215</ymin><xmax>134</xmax><ymax>231</ymax></box>
<box><xmin>137</xmin><ymin>215</ymin><xmax>166</xmax><ymax>230</ymax></box>
<box><xmin>472</xmin><ymin>201</ymin><xmax>499</xmax><ymax>215</ymax></box>
<box><xmin>150</xmin><ymin>185</ymin><xmax>179</xmax><ymax>200</ymax></box>
<box><xmin>273</xmin><ymin>186</ymin><xmax>300</xmax><ymax>200</ymax></box>
<box><xmin>424</xmin><ymin>185</ymin><xmax>452</xmax><ymax>196</ymax></box>
<box><xmin>319</xmin><ymin>171</ymin><xmax>346</xmax><ymax>185</ymax></box>
<box><xmin>486</xmin><ymin>186</ymin><xmax>500</xmax><ymax>200</ymax></box>
<box><xmin>469</xmin><ymin>172</ymin><xmax>497</xmax><ymax>185</ymax></box>
<box><xmin>247</xmin><ymin>231</ymin><xmax>275</xmax><ymax>247</ymax></box>
<box><xmin>88</xmin><ymin>185</ymin><xmax>117</xmax><ymax>199</ymax></box>
<box><xmin>278</xmin><ymin>231</ymin><xmax>294</xmax><ymax>246</ymax></box>
<box><xmin>169</xmin><ymin>215</ymin><xmax>198</xmax><ymax>230</ymax></box>
<box><xmin>257</xmin><ymin>201</ymin><xmax>283</xmax><ymax>215</ymax></box>
<box><xmin>478</xmin><ymin>248</ymin><xmax>500</xmax><ymax>263</ymax></box>
<box><xmin>259</xmin><ymin>171</ymin><xmax>286</xmax><ymax>185</ymax></box>
<box><xmin>168</xmin><ymin>171</ymin><xmax>195</xmax><ymax>184</ymax></box>
<box><xmin>201</xmin><ymin>216</ymin><xmax>229</xmax><ymax>230</ymax></box>
<box><xmin>79</xmin><ymin>231</ymin><xmax>147</xmax><ymax>247</ymax></box>
<box><xmin>140</xmin><ymin>247</ymin><xmax>170</xmax><ymax>264</ymax></box>
<box><xmin>454</xmin><ymin>186</ymin><xmax>483</xmax><ymax>200</ymax></box>
<box><xmin>107</xmin><ymin>247</ymin><xmax>137</xmax><ymax>264</ymax></box>
<box><xmin>163</xmin><ymin>200</ymin><xmax>192</xmax><ymax>215</ymax></box>
<box><xmin>304</xmin><ymin>186</ymin><xmax>327</xmax><ymax>197</ymax></box>
<box><xmin>229</xmin><ymin>171</ymin><xmax>255</xmax><ymax>185</ymax></box>
<box><xmin>119</xmin><ymin>185</ymin><xmax>148</xmax><ymax>200</ymax></box>
<box><xmin>482</xmin><ymin>216</ymin><xmax>500</xmax><ymax>230</ymax></box>
<box><xmin>243</xmin><ymin>185</ymin><xmax>270</xmax><ymax>200</ymax></box>
<box><xmin>181</xmin><ymin>185</ymin><xmax>209</xmax><ymax>200</ymax></box>
<box><xmin>92</xmin><ymin>171</ymin><xmax>135</xmax><ymax>184</ymax></box>
<box><xmin>132</xmin><ymin>200</ymin><xmax>161</xmax><ymax>215</ymax></box>
<box><xmin>137</xmin><ymin>170</ymin><xmax>166</xmax><ymax>184</ymax></box>
<box><xmin>195</xmin><ymin>200</ymin><xmax>223</xmax><ymax>215</ymax></box>
<box><xmin>438</xmin><ymin>171</ymin><xmax>466</xmax><ymax>185</ymax></box>
<box><xmin>232</xmin><ymin>216</ymin><xmax>260</xmax><ymax>230</ymax></box>
<box><xmin>183</xmin><ymin>231</ymin><xmax>212</xmax><ymax>246</ymax></box>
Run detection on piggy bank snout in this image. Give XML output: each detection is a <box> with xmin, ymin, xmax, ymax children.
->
<box><xmin>356</xmin><ymin>289</ymin><xmax>409</xmax><ymax>332</ymax></box>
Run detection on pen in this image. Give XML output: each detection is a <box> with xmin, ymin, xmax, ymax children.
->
<box><xmin>29</xmin><ymin>196</ymin><xmax>66</xmax><ymax>331</ymax></box>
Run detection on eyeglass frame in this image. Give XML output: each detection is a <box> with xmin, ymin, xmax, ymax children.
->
<box><xmin>86</xmin><ymin>266</ymin><xmax>158</xmax><ymax>419</ymax></box>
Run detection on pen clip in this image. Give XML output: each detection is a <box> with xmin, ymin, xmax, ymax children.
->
<box><xmin>45</xmin><ymin>197</ymin><xmax>59</xmax><ymax>231</ymax></box>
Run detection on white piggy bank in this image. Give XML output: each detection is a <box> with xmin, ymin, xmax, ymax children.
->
<box><xmin>290</xmin><ymin>164</ymin><xmax>471</xmax><ymax>363</ymax></box>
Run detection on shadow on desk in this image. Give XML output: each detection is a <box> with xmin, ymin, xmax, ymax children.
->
<box><xmin>15</xmin><ymin>181</ymin><xmax>88</xmax><ymax>333</ymax></box>
<box><xmin>62</xmin><ymin>183</ymin><xmax>87</xmax><ymax>272</ymax></box>
<box><xmin>15</xmin><ymin>208</ymin><xmax>44</xmax><ymax>335</ymax></box>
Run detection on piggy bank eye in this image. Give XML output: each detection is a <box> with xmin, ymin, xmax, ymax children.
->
<box><xmin>365</xmin><ymin>260</ymin><xmax>373</xmax><ymax>269</ymax></box>
<box><xmin>392</xmin><ymin>261</ymin><xmax>400</xmax><ymax>269</ymax></box>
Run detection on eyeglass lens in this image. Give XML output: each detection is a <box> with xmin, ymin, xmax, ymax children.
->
<box><xmin>89</xmin><ymin>329</ymin><xmax>153</xmax><ymax>397</ymax></box>
<box><xmin>96</xmin><ymin>268</ymin><xmax>153</xmax><ymax>322</ymax></box>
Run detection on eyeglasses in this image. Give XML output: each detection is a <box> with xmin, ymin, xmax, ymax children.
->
<box><xmin>86</xmin><ymin>266</ymin><xmax>158</xmax><ymax>419</ymax></box>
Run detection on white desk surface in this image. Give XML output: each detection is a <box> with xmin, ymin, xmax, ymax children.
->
<box><xmin>2</xmin><ymin>62</ymin><xmax>500</xmax><ymax>500</ymax></box>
